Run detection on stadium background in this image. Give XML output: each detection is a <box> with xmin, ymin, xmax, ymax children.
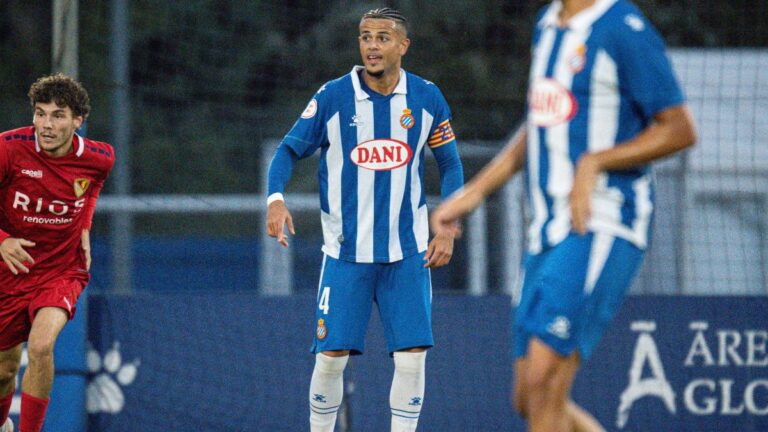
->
<box><xmin>0</xmin><ymin>0</ymin><xmax>766</xmax><ymax>430</ymax></box>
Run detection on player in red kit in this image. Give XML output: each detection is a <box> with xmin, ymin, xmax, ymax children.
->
<box><xmin>0</xmin><ymin>74</ymin><xmax>114</xmax><ymax>432</ymax></box>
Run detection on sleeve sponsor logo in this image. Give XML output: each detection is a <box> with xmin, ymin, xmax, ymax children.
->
<box><xmin>301</xmin><ymin>99</ymin><xmax>318</xmax><ymax>119</ymax></box>
<box><xmin>624</xmin><ymin>14</ymin><xmax>645</xmax><ymax>32</ymax></box>
<box><xmin>528</xmin><ymin>78</ymin><xmax>578</xmax><ymax>127</ymax></box>
<box><xmin>350</xmin><ymin>139</ymin><xmax>413</xmax><ymax>171</ymax></box>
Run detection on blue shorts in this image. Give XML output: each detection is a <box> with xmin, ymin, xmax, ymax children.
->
<box><xmin>311</xmin><ymin>252</ymin><xmax>433</xmax><ymax>355</ymax></box>
<box><xmin>513</xmin><ymin>232</ymin><xmax>644</xmax><ymax>360</ymax></box>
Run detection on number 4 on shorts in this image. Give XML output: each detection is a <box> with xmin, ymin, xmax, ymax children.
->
<box><xmin>318</xmin><ymin>286</ymin><xmax>330</xmax><ymax>315</ymax></box>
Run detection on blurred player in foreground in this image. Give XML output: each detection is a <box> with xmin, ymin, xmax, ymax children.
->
<box><xmin>266</xmin><ymin>7</ymin><xmax>463</xmax><ymax>432</ymax></box>
<box><xmin>431</xmin><ymin>0</ymin><xmax>696</xmax><ymax>431</ymax></box>
<box><xmin>0</xmin><ymin>74</ymin><xmax>115</xmax><ymax>432</ymax></box>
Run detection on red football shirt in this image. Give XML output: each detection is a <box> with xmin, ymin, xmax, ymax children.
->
<box><xmin>0</xmin><ymin>126</ymin><xmax>115</xmax><ymax>294</ymax></box>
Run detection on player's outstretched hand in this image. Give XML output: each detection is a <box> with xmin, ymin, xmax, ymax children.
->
<box><xmin>424</xmin><ymin>231</ymin><xmax>454</xmax><ymax>269</ymax></box>
<box><xmin>571</xmin><ymin>154</ymin><xmax>600</xmax><ymax>234</ymax></box>
<box><xmin>0</xmin><ymin>237</ymin><xmax>36</xmax><ymax>275</ymax></box>
<box><xmin>266</xmin><ymin>200</ymin><xmax>295</xmax><ymax>248</ymax></box>
<box><xmin>429</xmin><ymin>206</ymin><xmax>462</xmax><ymax>239</ymax></box>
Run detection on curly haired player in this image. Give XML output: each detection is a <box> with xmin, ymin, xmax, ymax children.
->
<box><xmin>0</xmin><ymin>74</ymin><xmax>115</xmax><ymax>432</ymax></box>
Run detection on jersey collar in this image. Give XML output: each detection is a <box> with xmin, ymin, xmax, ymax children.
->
<box><xmin>34</xmin><ymin>132</ymin><xmax>85</xmax><ymax>157</ymax></box>
<box><xmin>350</xmin><ymin>66</ymin><xmax>408</xmax><ymax>100</ymax></box>
<box><xmin>539</xmin><ymin>0</ymin><xmax>617</xmax><ymax>31</ymax></box>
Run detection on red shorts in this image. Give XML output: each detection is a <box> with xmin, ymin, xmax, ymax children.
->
<box><xmin>0</xmin><ymin>277</ymin><xmax>86</xmax><ymax>351</ymax></box>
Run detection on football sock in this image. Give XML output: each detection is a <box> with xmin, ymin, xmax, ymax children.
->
<box><xmin>0</xmin><ymin>390</ymin><xmax>13</xmax><ymax>426</ymax></box>
<box><xmin>309</xmin><ymin>353</ymin><xmax>348</xmax><ymax>432</ymax></box>
<box><xmin>390</xmin><ymin>351</ymin><xmax>426</xmax><ymax>432</ymax></box>
<box><xmin>20</xmin><ymin>392</ymin><xmax>48</xmax><ymax>432</ymax></box>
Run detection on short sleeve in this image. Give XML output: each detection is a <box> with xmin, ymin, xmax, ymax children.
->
<box><xmin>613</xmin><ymin>13</ymin><xmax>684</xmax><ymax>120</ymax></box>
<box><xmin>0</xmin><ymin>138</ymin><xmax>14</xmax><ymax>184</ymax></box>
<box><xmin>281</xmin><ymin>84</ymin><xmax>330</xmax><ymax>159</ymax></box>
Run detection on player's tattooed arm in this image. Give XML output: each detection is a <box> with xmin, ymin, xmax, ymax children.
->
<box><xmin>0</xmin><ymin>237</ymin><xmax>36</xmax><ymax>275</ymax></box>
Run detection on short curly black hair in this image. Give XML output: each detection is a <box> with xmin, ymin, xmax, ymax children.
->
<box><xmin>361</xmin><ymin>7</ymin><xmax>408</xmax><ymax>35</ymax></box>
<box><xmin>28</xmin><ymin>73</ymin><xmax>91</xmax><ymax>119</ymax></box>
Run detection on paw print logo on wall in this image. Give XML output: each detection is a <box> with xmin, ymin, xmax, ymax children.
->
<box><xmin>86</xmin><ymin>342</ymin><xmax>140</xmax><ymax>414</ymax></box>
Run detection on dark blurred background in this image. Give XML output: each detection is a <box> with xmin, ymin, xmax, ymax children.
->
<box><xmin>1</xmin><ymin>0</ymin><xmax>765</xmax><ymax>194</ymax></box>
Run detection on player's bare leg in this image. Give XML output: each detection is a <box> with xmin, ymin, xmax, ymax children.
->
<box><xmin>568</xmin><ymin>401</ymin><xmax>605</xmax><ymax>432</ymax></box>
<box><xmin>0</xmin><ymin>345</ymin><xmax>22</xmax><ymax>398</ymax></box>
<box><xmin>520</xmin><ymin>338</ymin><xmax>582</xmax><ymax>432</ymax></box>
<box><xmin>515</xmin><ymin>354</ymin><xmax>603</xmax><ymax>431</ymax></box>
<box><xmin>22</xmin><ymin>307</ymin><xmax>68</xmax><ymax>397</ymax></box>
<box><xmin>19</xmin><ymin>307</ymin><xmax>68</xmax><ymax>432</ymax></box>
<box><xmin>310</xmin><ymin>349</ymin><xmax>350</xmax><ymax>432</ymax></box>
<box><xmin>512</xmin><ymin>357</ymin><xmax>530</xmax><ymax>419</ymax></box>
<box><xmin>0</xmin><ymin>345</ymin><xmax>22</xmax><ymax>430</ymax></box>
<box><xmin>390</xmin><ymin>347</ymin><xmax>427</xmax><ymax>432</ymax></box>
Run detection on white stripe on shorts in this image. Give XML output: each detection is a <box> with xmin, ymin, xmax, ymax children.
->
<box><xmin>584</xmin><ymin>233</ymin><xmax>614</xmax><ymax>294</ymax></box>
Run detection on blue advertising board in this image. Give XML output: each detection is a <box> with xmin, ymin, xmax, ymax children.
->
<box><xmin>83</xmin><ymin>294</ymin><xmax>766</xmax><ymax>431</ymax></box>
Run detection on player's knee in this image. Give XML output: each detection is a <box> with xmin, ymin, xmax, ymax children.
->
<box><xmin>522</xmin><ymin>363</ymin><xmax>557</xmax><ymax>398</ymax></box>
<box><xmin>0</xmin><ymin>360</ymin><xmax>19</xmax><ymax>388</ymax></box>
<box><xmin>315</xmin><ymin>352</ymin><xmax>349</xmax><ymax>375</ymax></box>
<box><xmin>512</xmin><ymin>389</ymin><xmax>528</xmax><ymax>418</ymax></box>
<box><xmin>26</xmin><ymin>338</ymin><xmax>55</xmax><ymax>363</ymax></box>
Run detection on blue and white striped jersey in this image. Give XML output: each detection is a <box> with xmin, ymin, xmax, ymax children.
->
<box><xmin>525</xmin><ymin>0</ymin><xmax>684</xmax><ymax>253</ymax></box>
<box><xmin>277</xmin><ymin>67</ymin><xmax>463</xmax><ymax>263</ymax></box>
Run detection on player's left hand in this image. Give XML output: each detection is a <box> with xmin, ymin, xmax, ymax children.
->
<box><xmin>571</xmin><ymin>154</ymin><xmax>601</xmax><ymax>234</ymax></box>
<box><xmin>81</xmin><ymin>229</ymin><xmax>91</xmax><ymax>271</ymax></box>
<box><xmin>424</xmin><ymin>230</ymin><xmax>455</xmax><ymax>269</ymax></box>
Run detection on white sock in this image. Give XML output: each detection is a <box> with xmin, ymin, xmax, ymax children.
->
<box><xmin>390</xmin><ymin>351</ymin><xmax>427</xmax><ymax>432</ymax></box>
<box><xmin>309</xmin><ymin>353</ymin><xmax>349</xmax><ymax>432</ymax></box>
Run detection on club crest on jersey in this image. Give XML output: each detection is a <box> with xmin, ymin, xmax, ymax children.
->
<box><xmin>399</xmin><ymin>108</ymin><xmax>415</xmax><ymax>129</ymax></box>
<box><xmin>350</xmin><ymin>139</ymin><xmax>413</xmax><ymax>171</ymax></box>
<box><xmin>528</xmin><ymin>78</ymin><xmax>578</xmax><ymax>127</ymax></box>
<box><xmin>316</xmin><ymin>319</ymin><xmax>327</xmax><ymax>340</ymax></box>
<box><xmin>301</xmin><ymin>99</ymin><xmax>318</xmax><ymax>119</ymax></box>
<box><xmin>74</xmin><ymin>178</ymin><xmax>91</xmax><ymax>198</ymax></box>
<box><xmin>568</xmin><ymin>44</ymin><xmax>587</xmax><ymax>73</ymax></box>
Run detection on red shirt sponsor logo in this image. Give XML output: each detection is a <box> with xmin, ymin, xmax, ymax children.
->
<box><xmin>350</xmin><ymin>139</ymin><xmax>412</xmax><ymax>171</ymax></box>
<box><xmin>528</xmin><ymin>78</ymin><xmax>578</xmax><ymax>127</ymax></box>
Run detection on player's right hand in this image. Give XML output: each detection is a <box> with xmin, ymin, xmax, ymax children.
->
<box><xmin>266</xmin><ymin>200</ymin><xmax>295</xmax><ymax>248</ymax></box>
<box><xmin>0</xmin><ymin>237</ymin><xmax>36</xmax><ymax>275</ymax></box>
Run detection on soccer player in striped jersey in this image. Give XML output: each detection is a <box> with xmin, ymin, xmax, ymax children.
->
<box><xmin>266</xmin><ymin>7</ymin><xmax>463</xmax><ymax>432</ymax></box>
<box><xmin>431</xmin><ymin>1</ymin><xmax>696</xmax><ymax>431</ymax></box>
<box><xmin>0</xmin><ymin>74</ymin><xmax>115</xmax><ymax>432</ymax></box>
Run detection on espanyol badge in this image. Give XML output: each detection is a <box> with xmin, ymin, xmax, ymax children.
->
<box><xmin>568</xmin><ymin>44</ymin><xmax>587</xmax><ymax>73</ymax></box>
<box><xmin>74</xmin><ymin>178</ymin><xmax>91</xmax><ymax>198</ymax></box>
<box><xmin>399</xmin><ymin>108</ymin><xmax>415</xmax><ymax>129</ymax></box>
<box><xmin>316</xmin><ymin>319</ymin><xmax>327</xmax><ymax>340</ymax></box>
